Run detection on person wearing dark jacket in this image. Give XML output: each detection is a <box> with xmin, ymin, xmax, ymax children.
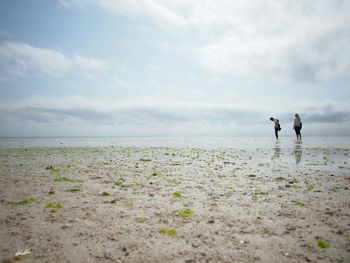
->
<box><xmin>270</xmin><ymin>117</ymin><xmax>281</xmax><ymax>139</ymax></box>
<box><xmin>293</xmin><ymin>114</ymin><xmax>302</xmax><ymax>140</ymax></box>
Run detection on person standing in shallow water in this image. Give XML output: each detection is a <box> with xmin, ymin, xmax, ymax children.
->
<box><xmin>293</xmin><ymin>113</ymin><xmax>302</xmax><ymax>140</ymax></box>
<box><xmin>270</xmin><ymin>117</ymin><xmax>281</xmax><ymax>140</ymax></box>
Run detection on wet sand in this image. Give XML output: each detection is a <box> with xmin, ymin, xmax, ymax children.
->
<box><xmin>0</xmin><ymin>144</ymin><xmax>349</xmax><ymax>262</ymax></box>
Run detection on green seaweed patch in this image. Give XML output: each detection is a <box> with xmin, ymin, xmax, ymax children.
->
<box><xmin>64</xmin><ymin>188</ymin><xmax>81</xmax><ymax>193</ymax></box>
<box><xmin>292</xmin><ymin>184</ymin><xmax>303</xmax><ymax>190</ymax></box>
<box><xmin>274</xmin><ymin>177</ymin><xmax>286</xmax><ymax>182</ymax></box>
<box><xmin>54</xmin><ymin>176</ymin><xmax>82</xmax><ymax>183</ymax></box>
<box><xmin>14</xmin><ymin>197</ymin><xmax>39</xmax><ymax>206</ymax></box>
<box><xmin>114</xmin><ymin>178</ymin><xmax>125</xmax><ymax>187</ymax></box>
<box><xmin>247</xmin><ymin>174</ymin><xmax>256</xmax><ymax>178</ymax></box>
<box><xmin>159</xmin><ymin>228</ymin><xmax>177</xmax><ymax>236</ymax></box>
<box><xmin>139</xmin><ymin>158</ymin><xmax>151</xmax><ymax>162</ymax></box>
<box><xmin>307</xmin><ymin>184</ymin><xmax>314</xmax><ymax>192</ymax></box>
<box><xmin>151</xmin><ymin>172</ymin><xmax>161</xmax><ymax>177</ymax></box>
<box><xmin>251</xmin><ymin>195</ymin><xmax>257</xmax><ymax>202</ymax></box>
<box><xmin>317</xmin><ymin>239</ymin><xmax>330</xmax><ymax>249</ymax></box>
<box><xmin>254</xmin><ymin>189</ymin><xmax>268</xmax><ymax>195</ymax></box>
<box><xmin>175</xmin><ymin>208</ymin><xmax>193</xmax><ymax>218</ymax></box>
<box><xmin>46</xmin><ymin>202</ymin><xmax>62</xmax><ymax>211</ymax></box>
<box><xmin>331</xmin><ymin>187</ymin><xmax>339</xmax><ymax>192</ymax></box>
<box><xmin>172</xmin><ymin>191</ymin><xmax>182</xmax><ymax>198</ymax></box>
<box><xmin>293</xmin><ymin>201</ymin><xmax>305</xmax><ymax>206</ymax></box>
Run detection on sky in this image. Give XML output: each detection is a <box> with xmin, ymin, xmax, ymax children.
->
<box><xmin>0</xmin><ymin>0</ymin><xmax>350</xmax><ymax>137</ymax></box>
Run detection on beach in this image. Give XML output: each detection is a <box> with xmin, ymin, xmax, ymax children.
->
<box><xmin>0</xmin><ymin>140</ymin><xmax>350</xmax><ymax>262</ymax></box>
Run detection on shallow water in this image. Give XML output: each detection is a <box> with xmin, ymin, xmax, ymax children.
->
<box><xmin>1</xmin><ymin>136</ymin><xmax>349</xmax><ymax>175</ymax></box>
<box><xmin>0</xmin><ymin>136</ymin><xmax>349</xmax><ymax>149</ymax></box>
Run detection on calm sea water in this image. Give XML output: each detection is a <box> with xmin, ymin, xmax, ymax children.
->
<box><xmin>0</xmin><ymin>136</ymin><xmax>349</xmax><ymax>149</ymax></box>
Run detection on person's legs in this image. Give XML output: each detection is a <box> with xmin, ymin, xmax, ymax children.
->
<box><xmin>295</xmin><ymin>127</ymin><xmax>301</xmax><ymax>140</ymax></box>
<box><xmin>275</xmin><ymin>128</ymin><xmax>278</xmax><ymax>139</ymax></box>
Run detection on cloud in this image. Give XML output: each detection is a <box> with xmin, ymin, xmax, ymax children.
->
<box><xmin>0</xmin><ymin>100</ymin><xmax>261</xmax><ymax>126</ymax></box>
<box><xmin>74</xmin><ymin>55</ymin><xmax>108</xmax><ymax>71</ymax></box>
<box><xmin>0</xmin><ymin>42</ymin><xmax>108</xmax><ymax>79</ymax></box>
<box><xmin>303</xmin><ymin>110</ymin><xmax>350</xmax><ymax>123</ymax></box>
<box><xmin>59</xmin><ymin>0</ymin><xmax>350</xmax><ymax>82</ymax></box>
<box><xmin>0</xmin><ymin>96</ymin><xmax>266</xmax><ymax>129</ymax></box>
<box><xmin>3</xmin><ymin>107</ymin><xmax>113</xmax><ymax>124</ymax></box>
<box><xmin>1</xmin><ymin>96</ymin><xmax>350</xmax><ymax>136</ymax></box>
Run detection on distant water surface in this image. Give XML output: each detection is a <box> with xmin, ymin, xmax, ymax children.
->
<box><xmin>0</xmin><ymin>136</ymin><xmax>349</xmax><ymax>149</ymax></box>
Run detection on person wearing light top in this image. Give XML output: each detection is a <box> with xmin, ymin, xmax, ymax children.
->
<box><xmin>293</xmin><ymin>113</ymin><xmax>302</xmax><ymax>140</ymax></box>
<box><xmin>270</xmin><ymin>117</ymin><xmax>281</xmax><ymax>140</ymax></box>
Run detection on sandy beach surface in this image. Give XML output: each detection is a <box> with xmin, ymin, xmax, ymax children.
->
<box><xmin>0</xmin><ymin>143</ymin><xmax>349</xmax><ymax>262</ymax></box>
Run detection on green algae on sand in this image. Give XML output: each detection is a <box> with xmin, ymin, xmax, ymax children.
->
<box><xmin>159</xmin><ymin>228</ymin><xmax>177</xmax><ymax>236</ymax></box>
<box><xmin>64</xmin><ymin>187</ymin><xmax>81</xmax><ymax>193</ymax></box>
<box><xmin>114</xmin><ymin>178</ymin><xmax>125</xmax><ymax>187</ymax></box>
<box><xmin>293</xmin><ymin>201</ymin><xmax>305</xmax><ymax>206</ymax></box>
<box><xmin>174</xmin><ymin>208</ymin><xmax>193</xmax><ymax>218</ymax></box>
<box><xmin>45</xmin><ymin>202</ymin><xmax>62</xmax><ymax>211</ymax></box>
<box><xmin>54</xmin><ymin>176</ymin><xmax>82</xmax><ymax>183</ymax></box>
<box><xmin>247</xmin><ymin>174</ymin><xmax>256</xmax><ymax>178</ymax></box>
<box><xmin>14</xmin><ymin>197</ymin><xmax>39</xmax><ymax>206</ymax></box>
<box><xmin>172</xmin><ymin>191</ymin><xmax>182</xmax><ymax>198</ymax></box>
<box><xmin>317</xmin><ymin>239</ymin><xmax>330</xmax><ymax>249</ymax></box>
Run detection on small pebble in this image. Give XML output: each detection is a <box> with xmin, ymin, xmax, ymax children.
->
<box><xmin>103</xmin><ymin>250</ymin><xmax>112</xmax><ymax>259</ymax></box>
<box><xmin>286</xmin><ymin>226</ymin><xmax>296</xmax><ymax>231</ymax></box>
<box><xmin>336</xmin><ymin>229</ymin><xmax>343</xmax><ymax>235</ymax></box>
<box><xmin>192</xmin><ymin>242</ymin><xmax>200</xmax><ymax>248</ymax></box>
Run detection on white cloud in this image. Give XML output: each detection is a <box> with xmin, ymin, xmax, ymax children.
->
<box><xmin>2</xmin><ymin>95</ymin><xmax>350</xmax><ymax>137</ymax></box>
<box><xmin>0</xmin><ymin>42</ymin><xmax>108</xmax><ymax>79</ymax></box>
<box><xmin>1</xmin><ymin>95</ymin><xmax>350</xmax><ymax>136</ymax></box>
<box><xmin>60</xmin><ymin>0</ymin><xmax>350</xmax><ymax>82</ymax></box>
<box><xmin>1</xmin><ymin>96</ymin><xmax>349</xmax><ymax>123</ymax></box>
<box><xmin>73</xmin><ymin>55</ymin><xmax>108</xmax><ymax>71</ymax></box>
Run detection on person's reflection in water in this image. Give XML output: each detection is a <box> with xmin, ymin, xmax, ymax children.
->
<box><xmin>272</xmin><ymin>141</ymin><xmax>281</xmax><ymax>160</ymax></box>
<box><xmin>294</xmin><ymin>140</ymin><xmax>303</xmax><ymax>164</ymax></box>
